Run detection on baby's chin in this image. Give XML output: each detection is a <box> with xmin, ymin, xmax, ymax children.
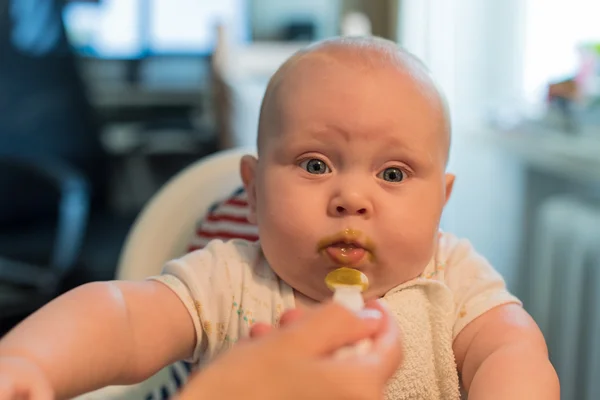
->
<box><xmin>291</xmin><ymin>287</ymin><xmax>325</xmax><ymax>308</ymax></box>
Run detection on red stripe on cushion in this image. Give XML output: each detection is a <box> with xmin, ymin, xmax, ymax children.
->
<box><xmin>205</xmin><ymin>214</ymin><xmax>252</xmax><ymax>224</ymax></box>
<box><xmin>224</xmin><ymin>198</ymin><xmax>249</xmax><ymax>207</ymax></box>
<box><xmin>196</xmin><ymin>230</ymin><xmax>259</xmax><ymax>242</ymax></box>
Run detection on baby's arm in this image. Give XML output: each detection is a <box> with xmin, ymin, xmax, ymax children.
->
<box><xmin>0</xmin><ymin>280</ymin><xmax>195</xmax><ymax>399</ymax></box>
<box><xmin>453</xmin><ymin>303</ymin><xmax>559</xmax><ymax>399</ymax></box>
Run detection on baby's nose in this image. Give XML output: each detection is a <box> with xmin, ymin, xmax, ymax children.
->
<box><xmin>328</xmin><ymin>193</ymin><xmax>373</xmax><ymax>218</ymax></box>
<box><xmin>335</xmin><ymin>205</ymin><xmax>368</xmax><ymax>216</ymax></box>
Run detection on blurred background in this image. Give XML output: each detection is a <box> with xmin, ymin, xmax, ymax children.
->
<box><xmin>1</xmin><ymin>0</ymin><xmax>599</xmax><ymax>398</ymax></box>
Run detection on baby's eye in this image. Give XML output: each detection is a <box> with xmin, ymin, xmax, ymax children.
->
<box><xmin>378</xmin><ymin>167</ymin><xmax>405</xmax><ymax>182</ymax></box>
<box><xmin>299</xmin><ymin>158</ymin><xmax>331</xmax><ymax>174</ymax></box>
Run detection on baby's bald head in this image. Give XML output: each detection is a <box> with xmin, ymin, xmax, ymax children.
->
<box><xmin>256</xmin><ymin>36</ymin><xmax>451</xmax><ymax>165</ymax></box>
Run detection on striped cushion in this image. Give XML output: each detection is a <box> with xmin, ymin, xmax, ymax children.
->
<box><xmin>188</xmin><ymin>187</ymin><xmax>259</xmax><ymax>252</ymax></box>
<box><xmin>149</xmin><ymin>187</ymin><xmax>255</xmax><ymax>399</ymax></box>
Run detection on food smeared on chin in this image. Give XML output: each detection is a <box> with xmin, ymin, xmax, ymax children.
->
<box><xmin>317</xmin><ymin>228</ymin><xmax>375</xmax><ymax>265</ymax></box>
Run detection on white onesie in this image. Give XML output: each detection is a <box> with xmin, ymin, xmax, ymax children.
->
<box><xmin>151</xmin><ymin>231</ymin><xmax>520</xmax><ymax>400</ymax></box>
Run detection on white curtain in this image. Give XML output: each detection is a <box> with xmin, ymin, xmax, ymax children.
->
<box><xmin>397</xmin><ymin>0</ymin><xmax>528</xmax><ymax>287</ymax></box>
<box><xmin>399</xmin><ymin>0</ymin><xmax>528</xmax><ymax>131</ymax></box>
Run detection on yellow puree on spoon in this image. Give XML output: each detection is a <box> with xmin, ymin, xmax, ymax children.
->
<box><xmin>325</xmin><ymin>267</ymin><xmax>369</xmax><ymax>312</ymax></box>
<box><xmin>325</xmin><ymin>267</ymin><xmax>369</xmax><ymax>292</ymax></box>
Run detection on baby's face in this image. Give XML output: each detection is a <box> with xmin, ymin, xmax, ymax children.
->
<box><xmin>243</xmin><ymin>54</ymin><xmax>453</xmax><ymax>301</ymax></box>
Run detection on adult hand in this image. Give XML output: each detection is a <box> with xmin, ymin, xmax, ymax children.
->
<box><xmin>247</xmin><ymin>307</ymin><xmax>303</xmax><ymax>338</ymax></box>
<box><xmin>178</xmin><ymin>300</ymin><xmax>402</xmax><ymax>400</ymax></box>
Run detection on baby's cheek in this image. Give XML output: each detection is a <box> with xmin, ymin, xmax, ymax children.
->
<box><xmin>402</xmin><ymin>195</ymin><xmax>444</xmax><ymax>235</ymax></box>
<box><xmin>383</xmin><ymin>210</ymin><xmax>438</xmax><ymax>261</ymax></box>
<box><xmin>257</xmin><ymin>191</ymin><xmax>313</xmax><ymax>240</ymax></box>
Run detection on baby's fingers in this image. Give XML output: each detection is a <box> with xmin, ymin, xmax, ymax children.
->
<box><xmin>0</xmin><ymin>377</ymin><xmax>53</xmax><ymax>400</ymax></box>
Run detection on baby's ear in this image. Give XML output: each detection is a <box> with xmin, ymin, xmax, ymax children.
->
<box><xmin>444</xmin><ymin>173</ymin><xmax>455</xmax><ymax>206</ymax></box>
<box><xmin>240</xmin><ymin>155</ymin><xmax>259</xmax><ymax>224</ymax></box>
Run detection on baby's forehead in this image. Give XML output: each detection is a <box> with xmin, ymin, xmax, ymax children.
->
<box><xmin>258</xmin><ymin>39</ymin><xmax>451</xmax><ymax>162</ymax></box>
<box><xmin>272</xmin><ymin>42</ymin><xmax>446</xmax><ymax>116</ymax></box>
<box><xmin>287</xmin><ymin>59</ymin><xmax>431</xmax><ymax>107</ymax></box>
<box><xmin>287</xmin><ymin>40</ymin><xmax>433</xmax><ymax>82</ymax></box>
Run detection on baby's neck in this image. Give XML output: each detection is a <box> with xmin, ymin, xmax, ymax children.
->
<box><xmin>293</xmin><ymin>289</ymin><xmax>320</xmax><ymax>310</ymax></box>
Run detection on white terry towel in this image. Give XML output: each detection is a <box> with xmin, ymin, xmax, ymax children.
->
<box><xmin>382</xmin><ymin>278</ymin><xmax>461</xmax><ymax>400</ymax></box>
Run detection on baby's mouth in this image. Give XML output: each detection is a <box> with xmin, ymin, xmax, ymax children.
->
<box><xmin>324</xmin><ymin>241</ymin><xmax>368</xmax><ymax>265</ymax></box>
<box><xmin>317</xmin><ymin>229</ymin><xmax>375</xmax><ymax>266</ymax></box>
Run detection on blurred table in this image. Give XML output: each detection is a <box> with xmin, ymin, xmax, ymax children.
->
<box><xmin>482</xmin><ymin>123</ymin><xmax>600</xmax><ymax>184</ymax></box>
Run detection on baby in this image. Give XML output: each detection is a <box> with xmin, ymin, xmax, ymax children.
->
<box><xmin>0</xmin><ymin>37</ymin><xmax>558</xmax><ymax>399</ymax></box>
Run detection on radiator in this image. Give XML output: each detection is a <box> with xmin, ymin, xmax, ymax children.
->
<box><xmin>527</xmin><ymin>196</ymin><xmax>600</xmax><ymax>400</ymax></box>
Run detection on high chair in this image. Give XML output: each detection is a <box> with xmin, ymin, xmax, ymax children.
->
<box><xmin>116</xmin><ymin>146</ymin><xmax>254</xmax><ymax>280</ymax></box>
<box><xmin>74</xmin><ymin>146</ymin><xmax>255</xmax><ymax>400</ymax></box>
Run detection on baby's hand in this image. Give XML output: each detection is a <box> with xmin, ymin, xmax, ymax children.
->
<box><xmin>0</xmin><ymin>356</ymin><xmax>53</xmax><ymax>400</ymax></box>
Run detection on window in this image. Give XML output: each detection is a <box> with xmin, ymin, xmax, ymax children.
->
<box><xmin>62</xmin><ymin>0</ymin><xmax>249</xmax><ymax>59</ymax></box>
<box><xmin>62</xmin><ymin>0</ymin><xmax>143</xmax><ymax>59</ymax></box>
<box><xmin>523</xmin><ymin>0</ymin><xmax>600</xmax><ymax>111</ymax></box>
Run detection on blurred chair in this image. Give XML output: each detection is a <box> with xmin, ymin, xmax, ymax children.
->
<box><xmin>0</xmin><ymin>153</ymin><xmax>89</xmax><ymax>330</ymax></box>
<box><xmin>0</xmin><ymin>0</ymin><xmax>132</xmax><ymax>332</ymax></box>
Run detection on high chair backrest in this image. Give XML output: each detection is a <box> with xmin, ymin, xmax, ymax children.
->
<box><xmin>116</xmin><ymin>147</ymin><xmax>255</xmax><ymax>281</ymax></box>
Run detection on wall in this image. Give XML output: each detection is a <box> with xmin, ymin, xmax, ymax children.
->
<box><xmin>249</xmin><ymin>0</ymin><xmax>341</xmax><ymax>40</ymax></box>
<box><xmin>249</xmin><ymin>0</ymin><xmax>401</xmax><ymax>43</ymax></box>
<box><xmin>339</xmin><ymin>0</ymin><xmax>399</xmax><ymax>39</ymax></box>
